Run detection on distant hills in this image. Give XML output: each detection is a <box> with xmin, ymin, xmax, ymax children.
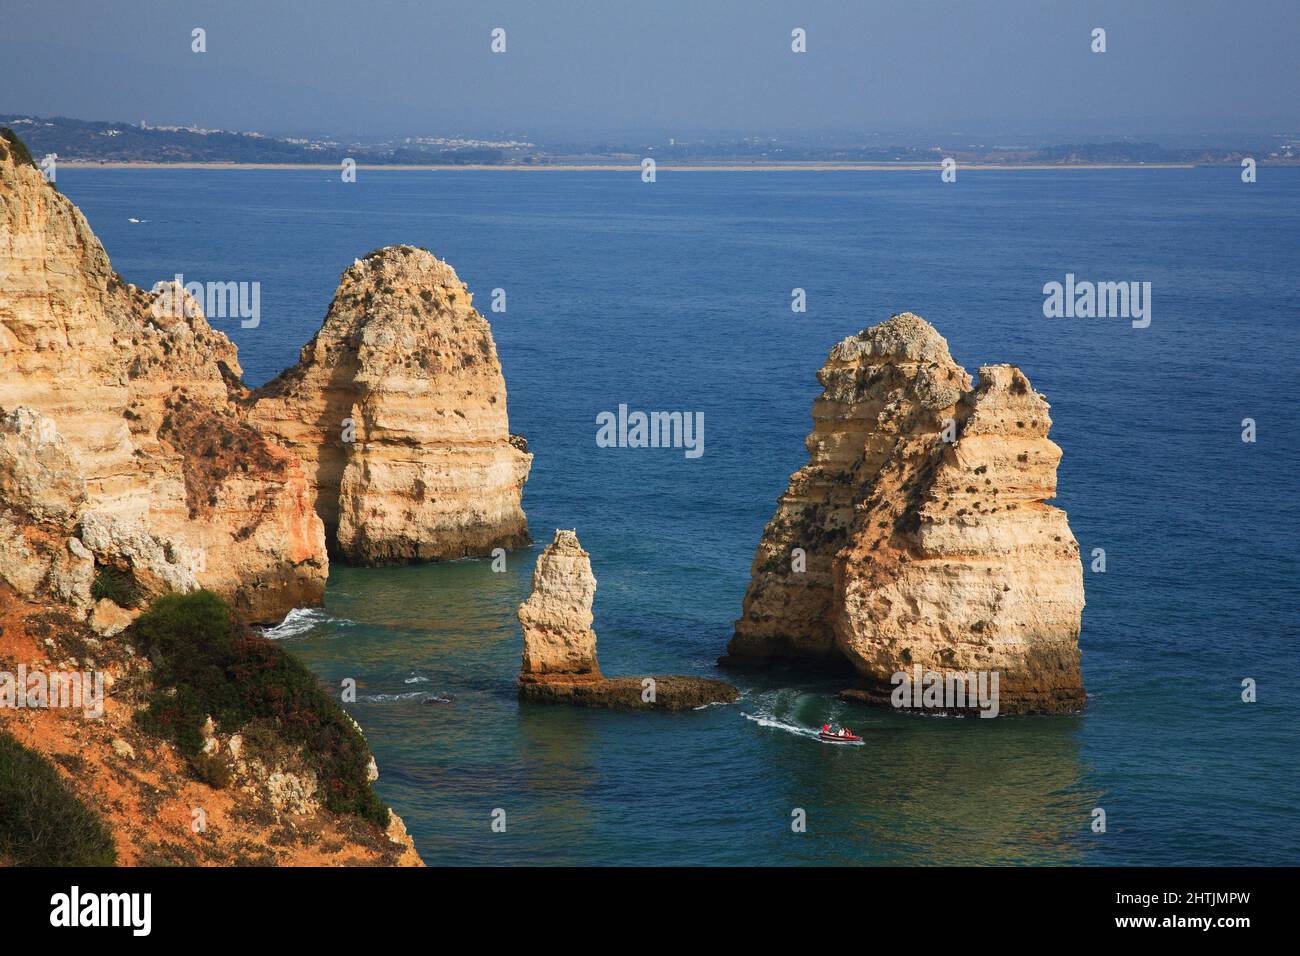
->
<box><xmin>0</xmin><ymin>115</ymin><xmax>507</xmax><ymax>165</ymax></box>
<box><xmin>3</xmin><ymin>113</ymin><xmax>1295</xmax><ymax>166</ymax></box>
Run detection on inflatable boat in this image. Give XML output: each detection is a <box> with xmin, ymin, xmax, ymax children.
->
<box><xmin>818</xmin><ymin>730</ymin><xmax>864</xmax><ymax>744</ymax></box>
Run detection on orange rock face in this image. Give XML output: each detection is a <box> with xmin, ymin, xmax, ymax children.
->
<box><xmin>724</xmin><ymin>313</ymin><xmax>1085</xmax><ymax>714</ymax></box>
<box><xmin>0</xmin><ymin>587</ymin><xmax>423</xmax><ymax>866</ymax></box>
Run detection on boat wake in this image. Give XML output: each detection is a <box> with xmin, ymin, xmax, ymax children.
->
<box><xmin>742</xmin><ymin>711</ymin><xmax>823</xmax><ymax>740</ymax></box>
<box><xmin>740</xmin><ymin>686</ymin><xmax>863</xmax><ymax>743</ymax></box>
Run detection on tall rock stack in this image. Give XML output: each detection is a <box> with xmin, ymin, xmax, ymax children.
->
<box><xmin>724</xmin><ymin>313</ymin><xmax>1085</xmax><ymax>714</ymax></box>
<box><xmin>0</xmin><ymin>129</ymin><xmax>327</xmax><ymax>622</ymax></box>
<box><xmin>518</xmin><ymin>529</ymin><xmax>601</xmax><ymax>680</ymax></box>
<box><xmin>249</xmin><ymin>246</ymin><xmax>532</xmax><ymax>564</ymax></box>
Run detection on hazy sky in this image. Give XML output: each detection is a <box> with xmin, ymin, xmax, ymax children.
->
<box><xmin>3</xmin><ymin>0</ymin><xmax>1297</xmax><ymax>140</ymax></box>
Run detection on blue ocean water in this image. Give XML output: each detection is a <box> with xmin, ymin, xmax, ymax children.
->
<box><xmin>58</xmin><ymin>168</ymin><xmax>1299</xmax><ymax>865</ymax></box>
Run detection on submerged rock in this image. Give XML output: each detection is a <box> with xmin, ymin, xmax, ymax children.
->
<box><xmin>519</xmin><ymin>674</ymin><xmax>739</xmax><ymax>711</ymax></box>
<box><xmin>723</xmin><ymin>313</ymin><xmax>1085</xmax><ymax>715</ymax></box>
<box><xmin>518</xmin><ymin>529</ymin><xmax>738</xmax><ymax>710</ymax></box>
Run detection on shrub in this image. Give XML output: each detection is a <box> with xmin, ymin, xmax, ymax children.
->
<box><xmin>0</xmin><ymin>731</ymin><xmax>117</xmax><ymax>866</ymax></box>
<box><xmin>189</xmin><ymin>752</ymin><xmax>234</xmax><ymax>789</ymax></box>
<box><xmin>131</xmin><ymin>591</ymin><xmax>388</xmax><ymax>826</ymax></box>
<box><xmin>90</xmin><ymin>566</ymin><xmax>142</xmax><ymax>608</ymax></box>
<box><xmin>0</xmin><ymin>128</ymin><xmax>38</xmax><ymax>169</ymax></box>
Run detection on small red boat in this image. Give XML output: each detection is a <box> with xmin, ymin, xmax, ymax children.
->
<box><xmin>818</xmin><ymin>730</ymin><xmax>864</xmax><ymax>744</ymax></box>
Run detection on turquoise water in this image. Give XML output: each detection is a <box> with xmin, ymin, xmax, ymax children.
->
<box><xmin>60</xmin><ymin>168</ymin><xmax>1300</xmax><ymax>865</ymax></box>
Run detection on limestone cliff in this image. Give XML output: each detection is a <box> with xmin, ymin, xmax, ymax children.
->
<box><xmin>520</xmin><ymin>529</ymin><xmax>737</xmax><ymax>710</ymax></box>
<box><xmin>248</xmin><ymin>246</ymin><xmax>531</xmax><ymax>564</ymax></box>
<box><xmin>0</xmin><ymin>128</ymin><xmax>459</xmax><ymax>867</ymax></box>
<box><xmin>723</xmin><ymin>313</ymin><xmax>1085</xmax><ymax>714</ymax></box>
<box><xmin>0</xmin><ymin>129</ymin><xmax>326</xmax><ymax>623</ymax></box>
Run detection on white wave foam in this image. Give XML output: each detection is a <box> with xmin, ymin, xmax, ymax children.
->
<box><xmin>359</xmin><ymin>690</ymin><xmax>429</xmax><ymax>703</ymax></box>
<box><xmin>404</xmin><ymin>675</ymin><xmax>431</xmax><ymax>684</ymax></box>
<box><xmin>261</xmin><ymin>607</ymin><xmax>333</xmax><ymax>640</ymax></box>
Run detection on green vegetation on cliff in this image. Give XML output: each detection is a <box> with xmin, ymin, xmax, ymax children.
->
<box><xmin>0</xmin><ymin>731</ymin><xmax>118</xmax><ymax>866</ymax></box>
<box><xmin>90</xmin><ymin>565</ymin><xmax>142</xmax><ymax>608</ymax></box>
<box><xmin>131</xmin><ymin>591</ymin><xmax>389</xmax><ymax>826</ymax></box>
<box><xmin>0</xmin><ymin>127</ymin><xmax>38</xmax><ymax>168</ymax></box>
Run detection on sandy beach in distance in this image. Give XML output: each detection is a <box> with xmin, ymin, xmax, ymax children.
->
<box><xmin>60</xmin><ymin>161</ymin><xmax>1199</xmax><ymax>171</ymax></box>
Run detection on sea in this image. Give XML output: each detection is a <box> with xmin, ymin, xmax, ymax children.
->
<box><xmin>57</xmin><ymin>166</ymin><xmax>1300</xmax><ymax>865</ymax></box>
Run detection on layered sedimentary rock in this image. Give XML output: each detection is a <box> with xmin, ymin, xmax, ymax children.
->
<box><xmin>248</xmin><ymin>246</ymin><xmax>531</xmax><ymax>564</ymax></box>
<box><xmin>1</xmin><ymin>122</ymin><xmax>533</xmax><ymax>619</ymax></box>
<box><xmin>723</xmin><ymin>313</ymin><xmax>1085</xmax><ymax>714</ymax></box>
<box><xmin>519</xmin><ymin>530</ymin><xmax>738</xmax><ymax>710</ymax></box>
<box><xmin>0</xmin><ymin>130</ymin><xmax>326</xmax><ymax>622</ymax></box>
<box><xmin>518</xmin><ymin>529</ymin><xmax>600</xmax><ymax>678</ymax></box>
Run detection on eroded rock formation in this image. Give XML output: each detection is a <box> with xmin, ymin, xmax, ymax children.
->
<box><xmin>723</xmin><ymin>313</ymin><xmax>1085</xmax><ymax>714</ymax></box>
<box><xmin>248</xmin><ymin>247</ymin><xmax>532</xmax><ymax>564</ymax></box>
<box><xmin>1</xmin><ymin>125</ymin><xmax>532</xmax><ymax>622</ymax></box>
<box><xmin>0</xmin><ymin>130</ymin><xmax>326</xmax><ymax>623</ymax></box>
<box><xmin>518</xmin><ymin>529</ymin><xmax>600</xmax><ymax>678</ymax></box>
<box><xmin>520</xmin><ymin>530</ymin><xmax>738</xmax><ymax>710</ymax></box>
<box><xmin>0</xmin><ymin>129</ymin><xmax>425</xmax><ymax>864</ymax></box>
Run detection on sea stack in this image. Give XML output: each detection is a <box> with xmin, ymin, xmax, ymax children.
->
<box><xmin>519</xmin><ymin>530</ymin><xmax>738</xmax><ymax>710</ymax></box>
<box><xmin>0</xmin><ymin>128</ymin><xmax>326</xmax><ymax>622</ymax></box>
<box><xmin>518</xmin><ymin>529</ymin><xmax>601</xmax><ymax>679</ymax></box>
<box><xmin>723</xmin><ymin>313</ymin><xmax>1085</xmax><ymax>715</ymax></box>
<box><xmin>249</xmin><ymin>246</ymin><xmax>532</xmax><ymax>564</ymax></box>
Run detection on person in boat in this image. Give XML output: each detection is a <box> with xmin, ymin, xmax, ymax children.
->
<box><xmin>823</xmin><ymin>723</ymin><xmax>830</xmax><ymax>734</ymax></box>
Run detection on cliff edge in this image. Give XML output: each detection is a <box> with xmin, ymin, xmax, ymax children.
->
<box><xmin>0</xmin><ymin>128</ymin><xmax>326</xmax><ymax>623</ymax></box>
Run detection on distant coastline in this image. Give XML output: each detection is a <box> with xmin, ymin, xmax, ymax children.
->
<box><xmin>11</xmin><ymin>112</ymin><xmax>1290</xmax><ymax>171</ymax></box>
<box><xmin>60</xmin><ymin>160</ymin><xmax>1199</xmax><ymax>171</ymax></box>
